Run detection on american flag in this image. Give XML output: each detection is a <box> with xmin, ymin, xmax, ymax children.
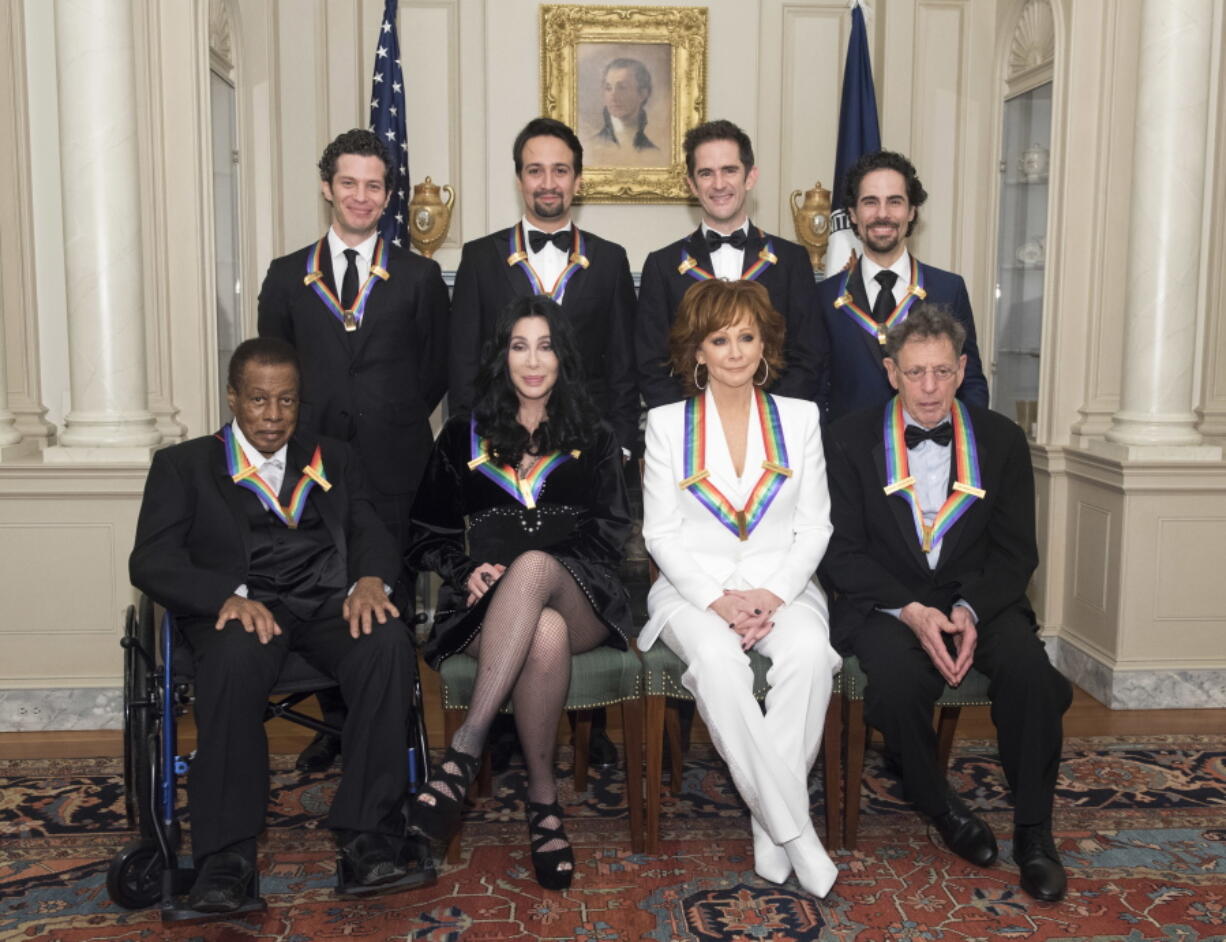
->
<box><xmin>368</xmin><ymin>0</ymin><xmax>409</xmax><ymax>247</ymax></box>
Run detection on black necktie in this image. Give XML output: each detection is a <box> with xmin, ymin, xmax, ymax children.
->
<box><xmin>341</xmin><ymin>248</ymin><xmax>359</xmax><ymax>310</ymax></box>
<box><xmin>705</xmin><ymin>228</ymin><xmax>748</xmax><ymax>252</ymax></box>
<box><xmin>904</xmin><ymin>422</ymin><xmax>953</xmax><ymax>449</ymax></box>
<box><xmin>528</xmin><ymin>228</ymin><xmax>572</xmax><ymax>253</ymax></box>
<box><xmin>872</xmin><ymin>269</ymin><xmax>898</xmax><ymax>323</ymax></box>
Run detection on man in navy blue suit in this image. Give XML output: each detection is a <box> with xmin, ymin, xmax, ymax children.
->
<box><xmin>818</xmin><ymin>151</ymin><xmax>988</xmax><ymax>421</ymax></box>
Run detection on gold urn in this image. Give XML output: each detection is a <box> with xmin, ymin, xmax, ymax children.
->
<box><xmin>407</xmin><ymin>177</ymin><xmax>455</xmax><ymax>258</ymax></box>
<box><xmin>790</xmin><ymin>182</ymin><xmax>832</xmax><ymax>270</ymax></box>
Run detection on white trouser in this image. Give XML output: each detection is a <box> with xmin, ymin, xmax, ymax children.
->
<box><xmin>659</xmin><ymin>594</ymin><xmax>840</xmax><ymax>844</ymax></box>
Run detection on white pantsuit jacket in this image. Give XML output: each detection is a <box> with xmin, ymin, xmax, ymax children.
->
<box><xmin>639</xmin><ymin>389</ymin><xmax>832</xmax><ymax>649</ymax></box>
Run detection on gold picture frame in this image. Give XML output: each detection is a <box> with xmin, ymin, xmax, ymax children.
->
<box><xmin>540</xmin><ymin>4</ymin><xmax>707</xmax><ymax>203</ymax></box>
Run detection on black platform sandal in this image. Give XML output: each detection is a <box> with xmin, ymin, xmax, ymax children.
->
<box><xmin>527</xmin><ymin>800</ymin><xmax>574</xmax><ymax>891</ymax></box>
<box><xmin>412</xmin><ymin>747</ymin><xmax>481</xmax><ymax>843</ymax></box>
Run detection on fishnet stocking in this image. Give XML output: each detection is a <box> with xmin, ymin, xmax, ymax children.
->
<box><xmin>432</xmin><ymin>551</ymin><xmax>609</xmax><ymax>851</ymax></box>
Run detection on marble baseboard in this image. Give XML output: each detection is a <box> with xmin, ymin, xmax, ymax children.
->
<box><xmin>0</xmin><ymin>687</ymin><xmax>122</xmax><ymax>731</ymax></box>
<box><xmin>1051</xmin><ymin>638</ymin><xmax>1226</xmax><ymax>709</ymax></box>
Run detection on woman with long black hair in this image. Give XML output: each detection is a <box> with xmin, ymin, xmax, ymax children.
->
<box><xmin>407</xmin><ymin>294</ymin><xmax>632</xmax><ymax>890</ymax></box>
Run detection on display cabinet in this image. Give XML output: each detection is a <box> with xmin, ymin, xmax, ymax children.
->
<box><xmin>992</xmin><ymin>81</ymin><xmax>1051</xmax><ymax>439</ymax></box>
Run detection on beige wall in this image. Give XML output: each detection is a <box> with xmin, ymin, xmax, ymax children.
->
<box><xmin>1</xmin><ymin>0</ymin><xmax>1225</xmax><ymax>716</ymax></box>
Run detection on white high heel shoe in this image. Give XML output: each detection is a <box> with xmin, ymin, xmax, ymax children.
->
<box><xmin>783</xmin><ymin>824</ymin><xmax>838</xmax><ymax>898</ymax></box>
<box><xmin>751</xmin><ymin>818</ymin><xmax>792</xmax><ymax>884</ymax></box>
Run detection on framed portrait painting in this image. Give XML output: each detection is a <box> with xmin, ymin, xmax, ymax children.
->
<box><xmin>540</xmin><ymin>5</ymin><xmax>707</xmax><ymax>203</ymax></box>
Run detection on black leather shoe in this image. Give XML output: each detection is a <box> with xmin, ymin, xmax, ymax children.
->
<box><xmin>337</xmin><ymin>831</ymin><xmax>408</xmax><ymax>887</ymax></box>
<box><xmin>1013</xmin><ymin>823</ymin><xmax>1067</xmax><ymax>901</ymax></box>
<box><xmin>296</xmin><ymin>732</ymin><xmax>342</xmax><ymax>773</ymax></box>
<box><xmin>187</xmin><ymin>851</ymin><xmax>255</xmax><ymax>914</ymax></box>
<box><xmin>336</xmin><ymin>831</ymin><xmax>437</xmax><ymax>896</ymax></box>
<box><xmin>930</xmin><ymin>791</ymin><xmax>998</xmax><ymax>867</ymax></box>
<box><xmin>588</xmin><ymin>727</ymin><xmax>617</xmax><ymax>768</ymax></box>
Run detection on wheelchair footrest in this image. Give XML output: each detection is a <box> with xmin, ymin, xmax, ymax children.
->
<box><xmin>160</xmin><ymin>895</ymin><xmax>268</xmax><ymax>924</ymax></box>
<box><xmin>160</xmin><ymin>868</ymin><xmax>267</xmax><ymax>923</ymax></box>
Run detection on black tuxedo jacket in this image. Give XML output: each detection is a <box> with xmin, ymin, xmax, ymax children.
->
<box><xmin>817</xmin><ymin>259</ymin><xmax>989</xmax><ymax>421</ymax></box>
<box><xmin>819</xmin><ymin>402</ymin><xmax>1037</xmax><ymax>653</ymax></box>
<box><xmin>635</xmin><ymin>224</ymin><xmax>828</xmax><ymax>408</ymax></box>
<box><xmin>448</xmin><ymin>227</ymin><xmax>638</xmax><ymax>451</ymax></box>
<box><xmin>257</xmin><ymin>239</ymin><xmax>449</xmax><ymax>496</ymax></box>
<box><xmin>129</xmin><ymin>431</ymin><xmax>400</xmax><ymax>620</ymax></box>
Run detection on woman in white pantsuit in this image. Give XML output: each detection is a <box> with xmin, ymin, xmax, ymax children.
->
<box><xmin>640</xmin><ymin>278</ymin><xmax>841</xmax><ymax>898</ymax></box>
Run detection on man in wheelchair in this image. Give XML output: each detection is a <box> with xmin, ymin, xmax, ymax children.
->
<box><xmin>129</xmin><ymin>337</ymin><xmax>434</xmax><ymax>914</ymax></box>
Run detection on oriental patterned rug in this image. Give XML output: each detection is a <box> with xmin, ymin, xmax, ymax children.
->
<box><xmin>2</xmin><ymin>735</ymin><xmax>1224</xmax><ymax>941</ymax></box>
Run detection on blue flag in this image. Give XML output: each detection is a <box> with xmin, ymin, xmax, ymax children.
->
<box><xmin>368</xmin><ymin>0</ymin><xmax>409</xmax><ymax>247</ymax></box>
<box><xmin>826</xmin><ymin>0</ymin><xmax>881</xmax><ymax>274</ymax></box>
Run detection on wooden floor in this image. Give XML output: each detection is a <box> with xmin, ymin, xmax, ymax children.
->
<box><xmin>0</xmin><ymin>660</ymin><xmax>1221</xmax><ymax>761</ymax></box>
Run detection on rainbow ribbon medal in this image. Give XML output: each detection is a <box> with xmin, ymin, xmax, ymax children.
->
<box><xmin>466</xmin><ymin>417</ymin><xmax>580</xmax><ymax>510</ymax></box>
<box><xmin>302</xmin><ymin>237</ymin><xmax>390</xmax><ymax>331</ymax></box>
<box><xmin>222</xmin><ymin>424</ymin><xmax>331</xmax><ymax>529</ymax></box>
<box><xmin>677</xmin><ymin>228</ymin><xmax>778</xmax><ymax>283</ymax></box>
<box><xmin>833</xmin><ymin>255</ymin><xmax>927</xmax><ymax>345</ymax></box>
<box><xmin>679</xmin><ymin>388</ymin><xmax>792</xmax><ymax>541</ymax></box>
<box><xmin>506</xmin><ymin>223</ymin><xmax>589</xmax><ymax>302</ymax></box>
<box><xmin>882</xmin><ymin>397</ymin><xmax>986</xmax><ymax>552</ymax></box>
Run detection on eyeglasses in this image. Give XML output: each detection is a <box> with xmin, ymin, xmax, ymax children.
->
<box><xmin>897</xmin><ymin>365</ymin><xmax>960</xmax><ymax>383</ymax></box>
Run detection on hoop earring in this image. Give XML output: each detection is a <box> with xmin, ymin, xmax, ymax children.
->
<box><xmin>754</xmin><ymin>357</ymin><xmax>770</xmax><ymax>386</ymax></box>
<box><xmin>693</xmin><ymin>362</ymin><xmax>707</xmax><ymax>391</ymax></box>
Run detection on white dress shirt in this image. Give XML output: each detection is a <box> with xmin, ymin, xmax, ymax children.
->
<box><xmin>860</xmin><ymin>248</ymin><xmax>912</xmax><ymax>310</ymax></box>
<box><xmin>882</xmin><ymin>408</ymin><xmax>978</xmax><ymax>623</ymax></box>
<box><xmin>230</xmin><ymin>420</ymin><xmax>287</xmax><ymax>496</ymax></box>
<box><xmin>327</xmin><ymin>226</ymin><xmax>379</xmax><ymax>301</ymax></box>
<box><xmin>701</xmin><ymin>220</ymin><xmax>749</xmax><ymax>281</ymax></box>
<box><xmin>522</xmin><ymin>216</ymin><xmax>570</xmax><ymax>293</ymax></box>
<box><xmin>229</xmin><ymin>420</ymin><xmax>288</xmax><ymax>599</ymax></box>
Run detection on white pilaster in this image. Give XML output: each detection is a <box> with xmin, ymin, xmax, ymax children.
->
<box><xmin>43</xmin><ymin>0</ymin><xmax>159</xmax><ymax>462</ymax></box>
<box><xmin>0</xmin><ymin>316</ymin><xmax>35</xmax><ymax>459</ymax></box>
<box><xmin>1097</xmin><ymin>0</ymin><xmax>1220</xmax><ymax>460</ymax></box>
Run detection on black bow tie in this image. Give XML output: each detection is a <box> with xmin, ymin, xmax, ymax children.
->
<box><xmin>528</xmin><ymin>228</ymin><xmax>572</xmax><ymax>253</ymax></box>
<box><xmin>705</xmin><ymin>228</ymin><xmax>748</xmax><ymax>252</ymax></box>
<box><xmin>904</xmin><ymin>422</ymin><xmax>953</xmax><ymax>449</ymax></box>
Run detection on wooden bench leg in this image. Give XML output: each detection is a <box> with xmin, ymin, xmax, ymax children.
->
<box><xmin>843</xmin><ymin>696</ymin><xmax>866</xmax><ymax>851</ymax></box>
<box><xmin>664</xmin><ymin>703</ymin><xmax>685</xmax><ymax>795</ymax></box>
<box><xmin>822</xmin><ymin>694</ymin><xmax>843</xmax><ymax>850</ymax></box>
<box><xmin>620</xmin><ymin>698</ymin><xmax>645</xmax><ymax>853</ymax></box>
<box><xmin>572</xmin><ymin>709</ymin><xmax>592</xmax><ymax>792</ymax></box>
<box><xmin>936</xmin><ymin>705</ymin><xmax>962</xmax><ymax>772</ymax></box>
<box><xmin>644</xmin><ymin>693</ymin><xmax>666</xmax><ymax>854</ymax></box>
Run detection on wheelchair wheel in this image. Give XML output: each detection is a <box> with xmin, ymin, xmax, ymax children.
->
<box><xmin>121</xmin><ymin>603</ymin><xmax>157</xmax><ymax>836</ymax></box>
<box><xmin>106</xmin><ymin>838</ymin><xmax>164</xmax><ymax>910</ymax></box>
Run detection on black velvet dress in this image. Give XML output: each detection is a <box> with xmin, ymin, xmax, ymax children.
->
<box><xmin>408</xmin><ymin>415</ymin><xmax>634</xmax><ymax>669</ymax></box>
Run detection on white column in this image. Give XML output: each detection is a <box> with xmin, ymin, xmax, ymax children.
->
<box><xmin>44</xmin><ymin>0</ymin><xmax>159</xmax><ymax>461</ymax></box>
<box><xmin>1099</xmin><ymin>0</ymin><xmax>1220</xmax><ymax>459</ymax></box>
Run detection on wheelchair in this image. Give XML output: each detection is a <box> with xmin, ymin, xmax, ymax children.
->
<box><xmin>106</xmin><ymin>594</ymin><xmax>430</xmax><ymax>922</ymax></box>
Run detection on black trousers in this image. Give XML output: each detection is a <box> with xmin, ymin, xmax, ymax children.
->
<box><xmin>850</xmin><ymin>604</ymin><xmax>1072</xmax><ymax>825</ymax></box>
<box><xmin>313</xmin><ymin>485</ymin><xmax>416</xmax><ymax>730</ymax></box>
<box><xmin>180</xmin><ymin>604</ymin><xmax>415</xmax><ymax>863</ymax></box>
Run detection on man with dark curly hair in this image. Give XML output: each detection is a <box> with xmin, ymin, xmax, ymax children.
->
<box><xmin>817</xmin><ymin>149</ymin><xmax>989</xmax><ymax>420</ymax></box>
<box><xmin>258</xmin><ymin>128</ymin><xmax>449</xmax><ymax>771</ymax></box>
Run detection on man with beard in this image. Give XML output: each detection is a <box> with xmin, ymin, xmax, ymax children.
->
<box><xmin>636</xmin><ymin>119</ymin><xmax>827</xmax><ymax>409</ymax></box>
<box><xmin>817</xmin><ymin>150</ymin><xmax>988</xmax><ymax>421</ymax></box>
<box><xmin>449</xmin><ymin>117</ymin><xmax>638</xmax><ymax>456</ymax></box>
<box><xmin>448</xmin><ymin>117</ymin><xmax>637</xmax><ymax>768</ymax></box>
